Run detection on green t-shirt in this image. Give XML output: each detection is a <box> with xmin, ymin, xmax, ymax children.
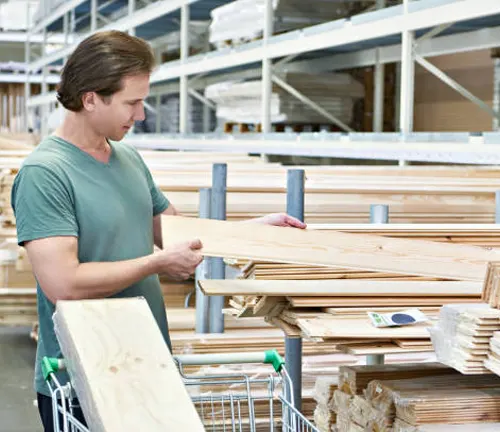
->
<box><xmin>11</xmin><ymin>136</ymin><xmax>171</xmax><ymax>397</ymax></box>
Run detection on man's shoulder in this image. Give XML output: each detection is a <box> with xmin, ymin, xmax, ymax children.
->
<box><xmin>21</xmin><ymin>136</ymin><xmax>70</xmax><ymax>173</ymax></box>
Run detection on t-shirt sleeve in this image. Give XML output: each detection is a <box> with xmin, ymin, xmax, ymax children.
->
<box><xmin>11</xmin><ymin>165</ymin><xmax>79</xmax><ymax>246</ymax></box>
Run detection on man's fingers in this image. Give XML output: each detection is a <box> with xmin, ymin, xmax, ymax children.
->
<box><xmin>189</xmin><ymin>239</ymin><xmax>203</xmax><ymax>250</ymax></box>
<box><xmin>286</xmin><ymin>216</ymin><xmax>307</xmax><ymax>229</ymax></box>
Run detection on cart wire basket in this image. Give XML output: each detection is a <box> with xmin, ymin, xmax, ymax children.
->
<box><xmin>42</xmin><ymin>350</ymin><xmax>319</xmax><ymax>432</ymax></box>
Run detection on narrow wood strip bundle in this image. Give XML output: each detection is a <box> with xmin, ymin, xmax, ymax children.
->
<box><xmin>338</xmin><ymin>363</ymin><xmax>457</xmax><ymax>396</ymax></box>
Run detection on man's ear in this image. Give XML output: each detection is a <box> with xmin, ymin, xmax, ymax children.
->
<box><xmin>81</xmin><ymin>92</ymin><xmax>97</xmax><ymax>112</ymax></box>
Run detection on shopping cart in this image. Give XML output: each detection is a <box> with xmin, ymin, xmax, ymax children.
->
<box><xmin>42</xmin><ymin>350</ymin><xmax>319</xmax><ymax>432</ymax></box>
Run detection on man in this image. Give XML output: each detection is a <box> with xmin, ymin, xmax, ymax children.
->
<box><xmin>11</xmin><ymin>30</ymin><xmax>305</xmax><ymax>431</ymax></box>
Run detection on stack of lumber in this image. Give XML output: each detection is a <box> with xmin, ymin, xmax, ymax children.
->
<box><xmin>176</xmin><ymin>214</ymin><xmax>499</xmax><ymax>352</ymax></box>
<box><xmin>328</xmin><ymin>363</ymin><xmax>458</xmax><ymax>432</ymax></box>
<box><xmin>209</xmin><ymin>0</ymin><xmax>351</xmax><ymax>48</ymax></box>
<box><xmin>205</xmin><ymin>73</ymin><xmax>363</xmax><ymax>126</ymax></box>
<box><xmin>429</xmin><ymin>304</ymin><xmax>500</xmax><ymax>374</ymax></box>
<box><xmin>365</xmin><ymin>374</ymin><xmax>500</xmax><ymax>429</ymax></box>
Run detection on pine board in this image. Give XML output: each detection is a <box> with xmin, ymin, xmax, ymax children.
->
<box><xmin>162</xmin><ymin>216</ymin><xmax>500</xmax><ymax>281</ymax></box>
<box><xmin>199</xmin><ymin>280</ymin><xmax>482</xmax><ymax>297</ymax></box>
<box><xmin>53</xmin><ymin>298</ymin><xmax>204</xmax><ymax>432</ymax></box>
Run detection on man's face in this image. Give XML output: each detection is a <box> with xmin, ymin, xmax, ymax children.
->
<box><xmin>89</xmin><ymin>74</ymin><xmax>150</xmax><ymax>141</ymax></box>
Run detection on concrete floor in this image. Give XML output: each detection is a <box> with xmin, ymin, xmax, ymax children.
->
<box><xmin>0</xmin><ymin>326</ymin><xmax>42</xmax><ymax>432</ymax></box>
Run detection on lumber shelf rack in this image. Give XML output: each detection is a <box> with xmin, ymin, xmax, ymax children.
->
<box><xmin>191</xmin><ymin>163</ymin><xmax>487</xmax><ymax>413</ymax></box>
<box><xmin>24</xmin><ymin>0</ymin><xmax>500</xmax><ymax>165</ymax></box>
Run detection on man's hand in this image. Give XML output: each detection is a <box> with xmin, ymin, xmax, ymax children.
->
<box><xmin>153</xmin><ymin>239</ymin><xmax>204</xmax><ymax>281</ymax></box>
<box><xmin>249</xmin><ymin>213</ymin><xmax>307</xmax><ymax>229</ymax></box>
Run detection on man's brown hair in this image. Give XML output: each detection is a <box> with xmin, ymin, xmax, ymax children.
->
<box><xmin>56</xmin><ymin>30</ymin><xmax>155</xmax><ymax>112</ymax></box>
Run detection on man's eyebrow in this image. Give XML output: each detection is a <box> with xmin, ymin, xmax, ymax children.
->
<box><xmin>126</xmin><ymin>98</ymin><xmax>144</xmax><ymax>103</ymax></box>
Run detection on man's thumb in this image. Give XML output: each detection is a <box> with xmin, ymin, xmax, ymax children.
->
<box><xmin>189</xmin><ymin>239</ymin><xmax>203</xmax><ymax>250</ymax></box>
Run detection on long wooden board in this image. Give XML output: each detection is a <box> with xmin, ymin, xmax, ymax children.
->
<box><xmin>53</xmin><ymin>298</ymin><xmax>204</xmax><ymax>432</ymax></box>
<box><xmin>161</xmin><ymin>216</ymin><xmax>500</xmax><ymax>281</ymax></box>
<box><xmin>198</xmin><ymin>280</ymin><xmax>482</xmax><ymax>297</ymax></box>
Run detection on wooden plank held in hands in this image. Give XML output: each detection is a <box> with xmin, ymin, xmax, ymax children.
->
<box><xmin>161</xmin><ymin>216</ymin><xmax>500</xmax><ymax>281</ymax></box>
<box><xmin>53</xmin><ymin>298</ymin><xmax>204</xmax><ymax>432</ymax></box>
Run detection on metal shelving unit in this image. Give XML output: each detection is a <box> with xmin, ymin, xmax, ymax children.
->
<box><xmin>24</xmin><ymin>0</ymin><xmax>500</xmax><ymax>163</ymax></box>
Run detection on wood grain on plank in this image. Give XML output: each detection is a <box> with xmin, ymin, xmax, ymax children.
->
<box><xmin>198</xmin><ymin>280</ymin><xmax>482</xmax><ymax>297</ymax></box>
<box><xmin>162</xmin><ymin>216</ymin><xmax>500</xmax><ymax>281</ymax></box>
<box><xmin>53</xmin><ymin>298</ymin><xmax>204</xmax><ymax>432</ymax></box>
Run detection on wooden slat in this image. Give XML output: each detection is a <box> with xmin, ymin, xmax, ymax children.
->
<box><xmin>53</xmin><ymin>298</ymin><xmax>204</xmax><ymax>432</ymax></box>
<box><xmin>199</xmin><ymin>280</ymin><xmax>482</xmax><ymax>297</ymax></box>
<box><xmin>161</xmin><ymin>216</ymin><xmax>500</xmax><ymax>281</ymax></box>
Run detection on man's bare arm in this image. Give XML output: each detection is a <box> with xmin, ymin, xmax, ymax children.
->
<box><xmin>25</xmin><ymin>234</ymin><xmax>201</xmax><ymax>304</ymax></box>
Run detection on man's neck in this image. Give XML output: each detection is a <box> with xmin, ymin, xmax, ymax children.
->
<box><xmin>54</xmin><ymin>112</ymin><xmax>108</xmax><ymax>153</ymax></box>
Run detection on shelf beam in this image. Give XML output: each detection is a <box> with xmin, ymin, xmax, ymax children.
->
<box><xmin>28</xmin><ymin>0</ymin><xmax>200</xmax><ymax>72</ymax></box>
<box><xmin>29</xmin><ymin>0</ymin><xmax>87</xmax><ymax>35</ymax></box>
<box><xmin>123</xmin><ymin>134</ymin><xmax>500</xmax><ymax>165</ymax></box>
<box><xmin>151</xmin><ymin>0</ymin><xmax>500</xmax><ymax>83</ymax></box>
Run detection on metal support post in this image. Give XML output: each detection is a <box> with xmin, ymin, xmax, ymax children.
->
<box><xmin>90</xmin><ymin>0</ymin><xmax>97</xmax><ymax>32</ymax></box>
<box><xmin>179</xmin><ymin>4</ymin><xmax>190</xmax><ymax>134</ymax></box>
<box><xmin>367</xmin><ymin>204</ymin><xmax>389</xmax><ymax>365</ymax></box>
<box><xmin>24</xmin><ymin>8</ymin><xmax>31</xmax><ymax>132</ymax></box>
<box><xmin>261</xmin><ymin>0</ymin><xmax>273</xmax><ymax>134</ymax></box>
<box><xmin>285</xmin><ymin>169</ymin><xmax>305</xmax><ymax>412</ymax></box>
<box><xmin>496</xmin><ymin>191</ymin><xmax>500</xmax><ymax>224</ymax></box>
<box><xmin>400</xmin><ymin>0</ymin><xmax>414</xmax><ymax>137</ymax></box>
<box><xmin>155</xmin><ymin>95</ymin><xmax>161</xmax><ymax>133</ymax></box>
<box><xmin>209</xmin><ymin>164</ymin><xmax>227</xmax><ymax>334</ymax></box>
<box><xmin>195</xmin><ymin>188</ymin><xmax>212</xmax><ymax>333</ymax></box>
<box><xmin>128</xmin><ymin>0</ymin><xmax>136</xmax><ymax>36</ymax></box>
<box><xmin>373</xmin><ymin>48</ymin><xmax>385</xmax><ymax>132</ymax></box>
<box><xmin>41</xmin><ymin>28</ymin><xmax>48</xmax><ymax>136</ymax></box>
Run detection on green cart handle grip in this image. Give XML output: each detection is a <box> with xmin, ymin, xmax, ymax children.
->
<box><xmin>42</xmin><ymin>357</ymin><xmax>65</xmax><ymax>381</ymax></box>
<box><xmin>264</xmin><ymin>349</ymin><xmax>285</xmax><ymax>373</ymax></box>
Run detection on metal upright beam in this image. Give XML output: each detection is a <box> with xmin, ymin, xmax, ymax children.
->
<box><xmin>24</xmin><ymin>5</ymin><xmax>31</xmax><ymax>132</ymax></box>
<box><xmin>195</xmin><ymin>188</ymin><xmax>212</xmax><ymax>333</ymax></box>
<box><xmin>261</xmin><ymin>0</ymin><xmax>273</xmax><ymax>133</ymax></box>
<box><xmin>91</xmin><ymin>0</ymin><xmax>98</xmax><ymax>32</ymax></box>
<box><xmin>367</xmin><ymin>204</ymin><xmax>389</xmax><ymax>365</ymax></box>
<box><xmin>41</xmin><ymin>28</ymin><xmax>48</xmax><ymax>137</ymax></box>
<box><xmin>494</xmin><ymin>58</ymin><xmax>500</xmax><ymax>131</ymax></box>
<box><xmin>128</xmin><ymin>0</ymin><xmax>136</xmax><ymax>36</ymax></box>
<box><xmin>286</xmin><ymin>169</ymin><xmax>305</xmax><ymax>413</ymax></box>
<box><xmin>400</xmin><ymin>0</ymin><xmax>415</xmax><ymax>136</ymax></box>
<box><xmin>373</xmin><ymin>48</ymin><xmax>384</xmax><ymax>132</ymax></box>
<box><xmin>209</xmin><ymin>164</ymin><xmax>227</xmax><ymax>334</ymax></box>
<box><xmin>179</xmin><ymin>3</ymin><xmax>189</xmax><ymax>134</ymax></box>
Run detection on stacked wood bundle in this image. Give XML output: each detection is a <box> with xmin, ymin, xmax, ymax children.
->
<box><xmin>328</xmin><ymin>363</ymin><xmax>457</xmax><ymax>432</ymax></box>
<box><xmin>365</xmin><ymin>374</ymin><xmax>500</xmax><ymax>428</ymax></box>
<box><xmin>429</xmin><ymin>304</ymin><xmax>500</xmax><ymax>374</ymax></box>
<box><xmin>205</xmin><ymin>73</ymin><xmax>363</xmax><ymax>126</ymax></box>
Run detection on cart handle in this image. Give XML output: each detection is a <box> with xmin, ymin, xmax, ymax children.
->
<box><xmin>42</xmin><ymin>357</ymin><xmax>65</xmax><ymax>381</ymax></box>
<box><xmin>175</xmin><ymin>350</ymin><xmax>285</xmax><ymax>373</ymax></box>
